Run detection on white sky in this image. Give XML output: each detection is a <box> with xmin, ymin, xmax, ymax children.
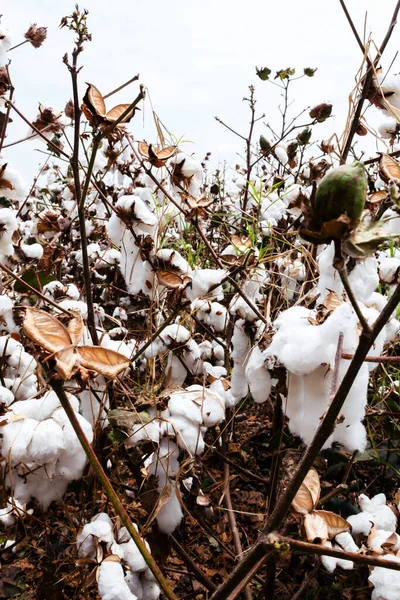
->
<box><xmin>2</xmin><ymin>0</ymin><xmax>400</xmax><ymax>182</ymax></box>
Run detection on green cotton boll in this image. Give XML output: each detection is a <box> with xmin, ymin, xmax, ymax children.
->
<box><xmin>314</xmin><ymin>161</ymin><xmax>367</xmax><ymax>227</ymax></box>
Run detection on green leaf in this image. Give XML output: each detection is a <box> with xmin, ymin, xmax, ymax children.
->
<box><xmin>255</xmin><ymin>66</ymin><xmax>271</xmax><ymax>81</ymax></box>
<box><xmin>14</xmin><ymin>269</ymin><xmax>55</xmax><ymax>293</ymax></box>
<box><xmin>304</xmin><ymin>67</ymin><xmax>317</xmax><ymax>77</ymax></box>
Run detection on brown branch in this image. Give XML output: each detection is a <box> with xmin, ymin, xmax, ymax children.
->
<box><xmin>341</xmin><ymin>1</ymin><xmax>400</xmax><ymax>161</ymax></box>
<box><xmin>342</xmin><ymin>352</ymin><xmax>400</xmax><ymax>362</ymax></box>
<box><xmin>5</xmin><ymin>100</ymin><xmax>70</xmax><ymax>159</ymax></box>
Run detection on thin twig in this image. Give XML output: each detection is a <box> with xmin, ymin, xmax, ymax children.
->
<box><xmin>103</xmin><ymin>73</ymin><xmax>140</xmax><ymax>99</ymax></box>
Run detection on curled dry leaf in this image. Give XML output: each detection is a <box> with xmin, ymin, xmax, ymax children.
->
<box><xmin>291</xmin><ymin>467</ymin><xmax>321</xmax><ymax>514</ymax></box>
<box><xmin>368</xmin><ymin>190</ymin><xmax>388</xmax><ymax>204</ymax></box>
<box><xmin>23</xmin><ymin>308</ymin><xmax>131</xmax><ymax>380</ymax></box>
<box><xmin>304</xmin><ymin>512</ymin><xmax>328</xmax><ymax>544</ymax></box>
<box><xmin>313</xmin><ymin>510</ymin><xmax>350</xmax><ymax>539</ymax></box>
<box><xmin>138</xmin><ymin>142</ymin><xmax>176</xmax><ymax>168</ymax></box>
<box><xmin>379</xmin><ymin>154</ymin><xmax>400</xmax><ymax>184</ymax></box>
<box><xmin>156</xmin><ymin>270</ymin><xmax>191</xmax><ymax>289</ymax></box>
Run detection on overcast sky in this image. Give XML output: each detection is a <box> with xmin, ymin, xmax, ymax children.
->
<box><xmin>2</xmin><ymin>0</ymin><xmax>400</xmax><ymax>182</ymax></box>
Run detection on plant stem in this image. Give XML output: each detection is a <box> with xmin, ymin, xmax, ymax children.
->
<box><xmin>49</xmin><ymin>378</ymin><xmax>178</xmax><ymax>600</ymax></box>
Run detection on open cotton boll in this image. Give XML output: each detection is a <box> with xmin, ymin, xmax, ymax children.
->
<box><xmin>166</xmin><ymin>353</ymin><xmax>188</xmax><ymax>386</ymax></box>
<box><xmin>347</xmin><ymin>511</ymin><xmax>373</xmax><ymax>536</ymax></box>
<box><xmin>348</xmin><ymin>258</ymin><xmax>379</xmax><ymax>303</ymax></box>
<box><xmin>0</xmin><ymin>295</ymin><xmax>18</xmax><ymax>333</ymax></box>
<box><xmin>191</xmin><ymin>299</ymin><xmax>227</xmax><ymax>332</ymax></box>
<box><xmin>168</xmin><ymin>415</ymin><xmax>204</xmax><ymax>454</ymax></box>
<box><xmin>260</xmin><ymin>194</ymin><xmax>287</xmax><ymax>232</ymax></box>
<box><xmin>382</xmin><ymin>208</ymin><xmax>400</xmax><ymax>235</ymax></box>
<box><xmin>0</xmin><ymin>164</ymin><xmax>26</xmax><ymax>201</ymax></box>
<box><xmin>200</xmin><ymin>390</ymin><xmax>226</xmax><ymax>427</ymax></box>
<box><xmin>145</xmin><ymin>323</ymin><xmax>191</xmax><ymax>358</ymax></box>
<box><xmin>274</xmin><ymin>145</ymin><xmax>288</xmax><ymax>165</ymax></box>
<box><xmin>186</xmin><ymin>269</ymin><xmax>227</xmax><ymax>301</ymax></box>
<box><xmin>27</xmin><ymin>419</ymin><xmax>65</xmax><ymax>464</ymax></box>
<box><xmin>156</xmin><ymin>248</ymin><xmax>192</xmax><ymax>276</ymax></box>
<box><xmin>377</xmin><ymin>72</ymin><xmax>400</xmax><ymax>111</ymax></box>
<box><xmin>315</xmin><ymin>243</ymin><xmax>343</xmax><ymax>302</ymax></box>
<box><xmin>126</xmin><ymin>420</ymin><xmax>161</xmax><ymax>447</ymax></box>
<box><xmin>115</xmin><ymin>534</ymin><xmax>148</xmax><ymax>572</ymax></box>
<box><xmin>0</xmin><ymin>385</ymin><xmax>14</xmax><ymax>406</ymax></box>
<box><xmin>335</xmin><ymin>532</ymin><xmax>359</xmax><ymax>553</ymax></box>
<box><xmin>0</xmin><ymin>208</ymin><xmax>17</xmax><ymax>257</ymax></box>
<box><xmin>21</xmin><ymin>243</ymin><xmax>43</xmax><ymax>260</ymax></box>
<box><xmin>56</xmin><ymin>300</ymin><xmax>88</xmax><ymax>318</ymax></box>
<box><xmin>203</xmin><ymin>362</ymin><xmax>227</xmax><ymax>379</ymax></box>
<box><xmin>1</xmin><ymin>418</ymin><xmax>38</xmax><ymax>464</ymax></box>
<box><xmin>98</xmin><ymin>561</ymin><xmax>138</xmax><ymax>600</ymax></box>
<box><xmin>77</xmin><ymin>513</ymin><xmax>114</xmax><ymax>557</ymax></box>
<box><xmin>231</xmin><ymin>319</ymin><xmax>250</xmax><ymax>400</ymax></box>
<box><xmin>154</xmin><ymin>481</ymin><xmax>183</xmax><ymax>534</ymax></box>
<box><xmin>379</xmin><ymin>117</ymin><xmax>398</xmax><ymax>139</ymax></box>
<box><xmin>357</xmin><ymin>493</ymin><xmax>397</xmax><ymax>532</ymax></box>
<box><xmin>245</xmin><ymin>346</ymin><xmax>272</xmax><ymax>404</ymax></box>
<box><xmin>369</xmin><ymin>554</ymin><xmax>400</xmax><ymax>600</ymax></box>
<box><xmin>141</xmin><ymin>570</ymin><xmax>160</xmax><ymax>600</ymax></box>
<box><xmin>321</xmin><ymin>541</ymin><xmax>354</xmax><ymax>573</ymax></box>
<box><xmin>168</xmin><ymin>390</ymin><xmax>202</xmax><ymax>424</ymax></box>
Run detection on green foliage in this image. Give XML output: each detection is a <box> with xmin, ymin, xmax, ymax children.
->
<box><xmin>255</xmin><ymin>66</ymin><xmax>271</xmax><ymax>80</ymax></box>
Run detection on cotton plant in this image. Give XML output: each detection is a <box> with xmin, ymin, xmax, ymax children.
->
<box><xmin>77</xmin><ymin>512</ymin><xmax>160</xmax><ymax>600</ymax></box>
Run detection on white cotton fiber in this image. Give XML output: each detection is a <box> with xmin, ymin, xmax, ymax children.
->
<box><xmin>154</xmin><ymin>482</ymin><xmax>183</xmax><ymax>534</ymax></box>
<box><xmin>245</xmin><ymin>346</ymin><xmax>271</xmax><ymax>404</ymax></box>
<box><xmin>98</xmin><ymin>561</ymin><xmax>138</xmax><ymax>600</ymax></box>
<box><xmin>28</xmin><ymin>419</ymin><xmax>65</xmax><ymax>464</ymax></box>
<box><xmin>369</xmin><ymin>554</ymin><xmax>400</xmax><ymax>600</ymax></box>
<box><xmin>186</xmin><ymin>269</ymin><xmax>227</xmax><ymax>301</ymax></box>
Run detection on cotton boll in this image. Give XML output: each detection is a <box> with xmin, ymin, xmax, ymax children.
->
<box><xmin>98</xmin><ymin>561</ymin><xmax>138</xmax><ymax>600</ymax></box>
<box><xmin>155</xmin><ymin>482</ymin><xmax>183</xmax><ymax>534</ymax></box>
<box><xmin>203</xmin><ymin>362</ymin><xmax>227</xmax><ymax>379</ymax></box>
<box><xmin>126</xmin><ymin>420</ymin><xmax>160</xmax><ymax>447</ymax></box>
<box><xmin>275</xmin><ymin>146</ymin><xmax>288</xmax><ymax>165</ymax></box>
<box><xmin>315</xmin><ymin>242</ymin><xmax>343</xmax><ymax>302</ymax></box>
<box><xmin>28</xmin><ymin>419</ymin><xmax>65</xmax><ymax>464</ymax></box>
<box><xmin>125</xmin><ymin>571</ymin><xmax>143</xmax><ymax>599</ymax></box>
<box><xmin>379</xmin><ymin>117</ymin><xmax>398</xmax><ymax>139</ymax></box>
<box><xmin>186</xmin><ymin>269</ymin><xmax>227</xmax><ymax>301</ymax></box>
<box><xmin>169</xmin><ymin>415</ymin><xmax>204</xmax><ymax>454</ymax></box>
<box><xmin>0</xmin><ymin>385</ymin><xmax>14</xmax><ymax>406</ymax></box>
<box><xmin>348</xmin><ymin>257</ymin><xmax>379</xmax><ymax>302</ymax></box>
<box><xmin>383</xmin><ymin>208</ymin><xmax>400</xmax><ymax>235</ymax></box>
<box><xmin>200</xmin><ymin>389</ymin><xmax>226</xmax><ymax>427</ymax></box>
<box><xmin>117</xmin><ymin>535</ymin><xmax>148</xmax><ymax>572</ymax></box>
<box><xmin>369</xmin><ymin>554</ymin><xmax>400</xmax><ymax>600</ymax></box>
<box><xmin>231</xmin><ymin>319</ymin><xmax>250</xmax><ymax>400</ymax></box>
<box><xmin>166</xmin><ymin>353</ymin><xmax>187</xmax><ymax>386</ymax></box>
<box><xmin>56</xmin><ymin>300</ymin><xmax>88</xmax><ymax>318</ymax></box>
<box><xmin>141</xmin><ymin>570</ymin><xmax>160</xmax><ymax>600</ymax></box>
<box><xmin>0</xmin><ymin>208</ymin><xmax>18</xmax><ymax>257</ymax></box>
<box><xmin>1</xmin><ymin>418</ymin><xmax>38</xmax><ymax>464</ymax></box>
<box><xmin>168</xmin><ymin>391</ymin><xmax>202</xmax><ymax>424</ymax></box>
<box><xmin>246</xmin><ymin>346</ymin><xmax>271</xmax><ymax>404</ymax></box>
<box><xmin>321</xmin><ymin>542</ymin><xmax>340</xmax><ymax>573</ymax></box>
<box><xmin>358</xmin><ymin>493</ymin><xmax>397</xmax><ymax>532</ymax></box>
<box><xmin>21</xmin><ymin>243</ymin><xmax>43</xmax><ymax>259</ymax></box>
<box><xmin>335</xmin><ymin>532</ymin><xmax>359</xmax><ymax>553</ymax></box>
<box><xmin>77</xmin><ymin>513</ymin><xmax>114</xmax><ymax>557</ymax></box>
<box><xmin>347</xmin><ymin>512</ymin><xmax>373</xmax><ymax>536</ymax></box>
<box><xmin>0</xmin><ymin>296</ymin><xmax>18</xmax><ymax>333</ymax></box>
